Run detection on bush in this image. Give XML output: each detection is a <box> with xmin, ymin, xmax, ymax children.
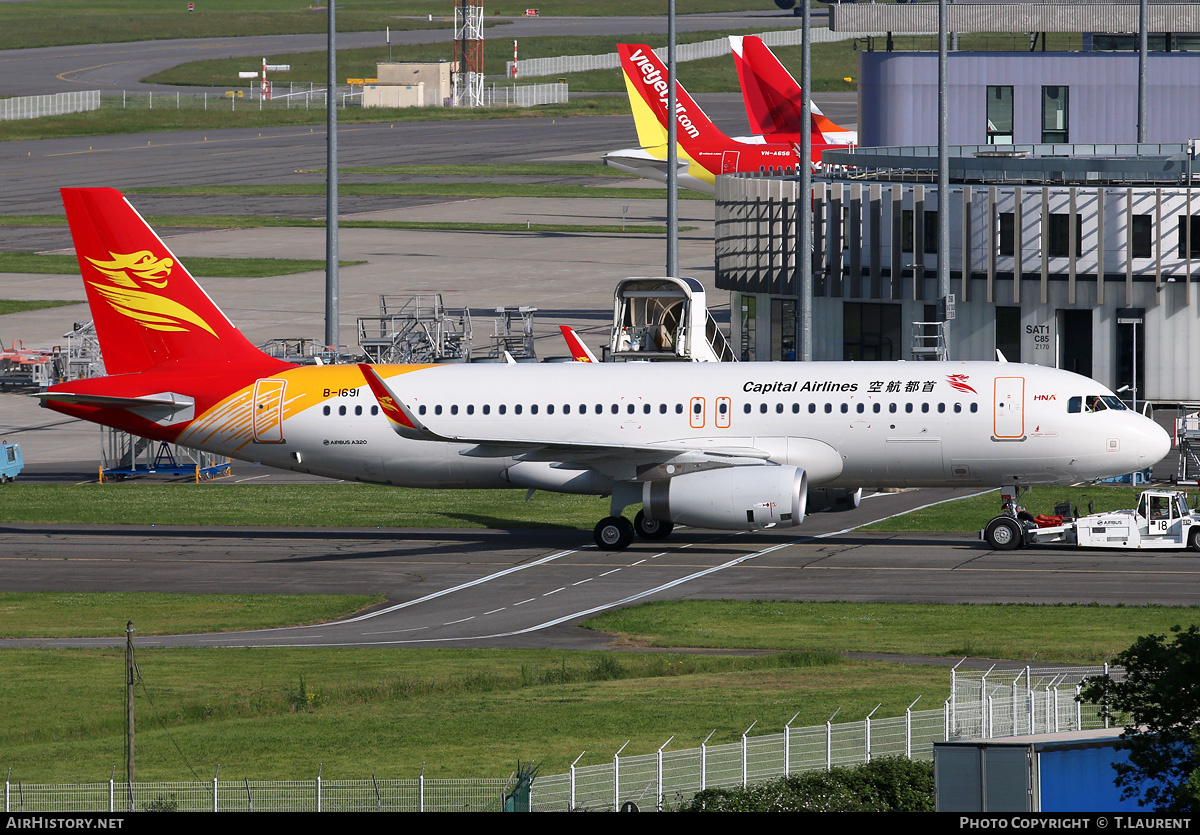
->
<box><xmin>678</xmin><ymin>757</ymin><xmax>934</xmax><ymax>812</ymax></box>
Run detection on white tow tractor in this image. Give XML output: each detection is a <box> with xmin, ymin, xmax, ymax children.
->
<box><xmin>980</xmin><ymin>489</ymin><xmax>1200</xmax><ymax>551</ymax></box>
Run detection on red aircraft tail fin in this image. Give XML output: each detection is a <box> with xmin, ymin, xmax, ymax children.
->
<box><xmin>730</xmin><ymin>36</ymin><xmax>856</xmax><ymax>144</ymax></box>
<box><xmin>61</xmin><ymin>187</ymin><xmax>279</xmax><ymax>376</ymax></box>
<box><xmin>618</xmin><ymin>43</ymin><xmax>732</xmax><ymax>152</ymax></box>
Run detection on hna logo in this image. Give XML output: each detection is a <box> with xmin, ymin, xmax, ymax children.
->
<box><xmin>1034</xmin><ymin>394</ymin><xmax>1057</xmax><ymax>401</ymax></box>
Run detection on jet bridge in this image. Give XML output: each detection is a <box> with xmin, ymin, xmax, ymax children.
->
<box><xmin>608</xmin><ymin>277</ymin><xmax>735</xmax><ymax>362</ymax></box>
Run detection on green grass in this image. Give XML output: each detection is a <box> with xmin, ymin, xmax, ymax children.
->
<box><xmin>1</xmin><ymin>645</ymin><xmax>924</xmax><ymax>780</ymax></box>
<box><xmin>0</xmin><ymin>592</ymin><xmax>380</xmax><ymax>638</ymax></box>
<box><xmin>0</xmin><ymin>299</ymin><xmax>81</xmax><ymax>315</ymax></box>
<box><xmin>0</xmin><ymin>483</ymin><xmax>614</xmax><ymax>528</ymax></box>
<box><xmin>123</xmin><ymin>182</ymin><xmax>711</xmax><ymax>200</ymax></box>
<box><xmin>0</xmin><ymin>97</ymin><xmax>632</xmax><ymax>142</ymax></box>
<box><xmin>0</xmin><ymin>215</ymin><xmax>682</xmax><ymax>235</ymax></box>
<box><xmin>330</xmin><ymin>162</ymin><xmax>633</xmax><ymax>177</ymax></box>
<box><xmin>0</xmin><ymin>254</ymin><xmax>359</xmax><ymax>277</ymax></box>
<box><xmin>863</xmin><ymin>486</ymin><xmax>1152</xmax><ymax>533</ymax></box>
<box><xmin>581</xmin><ymin>600</ymin><xmax>1200</xmax><ymax>664</ymax></box>
<box><xmin>0</xmin><ymin>1</ymin><xmax>757</xmax><ymax>50</ymax></box>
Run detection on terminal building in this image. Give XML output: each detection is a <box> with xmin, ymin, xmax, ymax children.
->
<box><xmin>716</xmin><ymin>146</ymin><xmax>1200</xmax><ymax>402</ymax></box>
<box><xmin>715</xmin><ymin>1</ymin><xmax>1200</xmax><ymax>403</ymax></box>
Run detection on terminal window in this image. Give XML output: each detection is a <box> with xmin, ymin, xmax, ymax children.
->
<box><xmin>986</xmin><ymin>86</ymin><xmax>1013</xmax><ymax>144</ymax></box>
<box><xmin>1041</xmin><ymin>86</ymin><xmax>1069</xmax><ymax>144</ymax></box>
<box><xmin>1178</xmin><ymin>216</ymin><xmax>1200</xmax><ymax>258</ymax></box>
<box><xmin>1131</xmin><ymin>214</ymin><xmax>1153</xmax><ymax>258</ymax></box>
<box><xmin>1047</xmin><ymin>213</ymin><xmax>1083</xmax><ymax>258</ymax></box>
<box><xmin>901</xmin><ymin>209</ymin><xmax>938</xmax><ymax>253</ymax></box>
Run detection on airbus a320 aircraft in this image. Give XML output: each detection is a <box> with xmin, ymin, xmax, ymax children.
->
<box><xmin>42</xmin><ymin>189</ymin><xmax>1171</xmax><ymax>550</ymax></box>
<box><xmin>729</xmin><ymin>35</ymin><xmax>858</xmax><ymax>146</ymax></box>
<box><xmin>603</xmin><ymin>43</ymin><xmax>853</xmax><ymax>193</ymax></box>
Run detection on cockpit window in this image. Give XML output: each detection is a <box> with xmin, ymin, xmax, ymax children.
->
<box><xmin>1081</xmin><ymin>394</ymin><xmax>1127</xmax><ymax>413</ymax></box>
<box><xmin>1068</xmin><ymin>396</ymin><xmax>1081</xmax><ymax>413</ymax></box>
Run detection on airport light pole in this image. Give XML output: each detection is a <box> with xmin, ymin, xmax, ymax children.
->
<box><xmin>326</xmin><ymin>0</ymin><xmax>340</xmax><ymax>353</ymax></box>
<box><xmin>666</xmin><ymin>0</ymin><xmax>678</xmax><ymax>277</ymax></box>
<box><xmin>798</xmin><ymin>0</ymin><xmax>813</xmax><ymax>362</ymax></box>
<box><xmin>938</xmin><ymin>0</ymin><xmax>951</xmax><ymax>357</ymax></box>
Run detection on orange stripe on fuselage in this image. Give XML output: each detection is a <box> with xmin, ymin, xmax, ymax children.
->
<box><xmin>177</xmin><ymin>363</ymin><xmax>436</xmax><ymax>453</ymax></box>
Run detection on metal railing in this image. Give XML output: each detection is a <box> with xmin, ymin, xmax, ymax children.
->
<box><xmin>0</xmin><ymin>90</ymin><xmax>100</xmax><ymax>121</ymax></box>
<box><xmin>505</xmin><ymin>28</ymin><xmax>885</xmax><ymax>79</ymax></box>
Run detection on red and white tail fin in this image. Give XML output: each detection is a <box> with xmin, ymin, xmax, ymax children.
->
<box><xmin>61</xmin><ymin>188</ymin><xmax>280</xmax><ymax>376</ymax></box>
<box><xmin>559</xmin><ymin>325</ymin><xmax>598</xmax><ymax>363</ymax></box>
<box><xmin>729</xmin><ymin>36</ymin><xmax>857</xmax><ymax>145</ymax></box>
<box><xmin>618</xmin><ymin>43</ymin><xmax>733</xmax><ymax>150</ymax></box>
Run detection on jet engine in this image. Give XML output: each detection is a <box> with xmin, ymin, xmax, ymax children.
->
<box><xmin>641</xmin><ymin>465</ymin><xmax>807</xmax><ymax>530</ymax></box>
<box><xmin>806</xmin><ymin>487</ymin><xmax>863</xmax><ymax>513</ymax></box>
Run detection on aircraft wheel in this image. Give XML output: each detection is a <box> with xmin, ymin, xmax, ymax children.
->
<box><xmin>594</xmin><ymin>516</ymin><xmax>634</xmax><ymax>551</ymax></box>
<box><xmin>634</xmin><ymin>509</ymin><xmax>674</xmax><ymax>540</ymax></box>
<box><xmin>984</xmin><ymin>517</ymin><xmax>1022</xmax><ymax>551</ymax></box>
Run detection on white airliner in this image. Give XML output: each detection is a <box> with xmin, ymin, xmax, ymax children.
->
<box><xmin>41</xmin><ymin>189</ymin><xmax>1172</xmax><ymax>550</ymax></box>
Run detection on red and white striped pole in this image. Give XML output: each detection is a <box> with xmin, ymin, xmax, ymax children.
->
<box><xmin>512</xmin><ymin>40</ymin><xmax>518</xmax><ymax>79</ymax></box>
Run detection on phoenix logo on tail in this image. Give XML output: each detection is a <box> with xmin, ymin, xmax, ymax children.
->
<box><xmin>85</xmin><ymin>250</ymin><xmax>219</xmax><ymax>338</ymax></box>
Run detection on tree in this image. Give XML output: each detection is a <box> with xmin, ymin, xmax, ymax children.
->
<box><xmin>1079</xmin><ymin>625</ymin><xmax>1200</xmax><ymax>812</ymax></box>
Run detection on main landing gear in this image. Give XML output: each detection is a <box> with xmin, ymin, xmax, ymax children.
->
<box><xmin>592</xmin><ymin>512</ymin><xmax>676</xmax><ymax>550</ymax></box>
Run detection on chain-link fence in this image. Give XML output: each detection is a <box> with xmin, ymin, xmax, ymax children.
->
<box><xmin>4</xmin><ymin>664</ymin><xmax>1119</xmax><ymax>812</ymax></box>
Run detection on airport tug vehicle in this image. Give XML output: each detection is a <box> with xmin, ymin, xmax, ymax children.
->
<box><xmin>981</xmin><ymin>489</ymin><xmax>1200</xmax><ymax>551</ymax></box>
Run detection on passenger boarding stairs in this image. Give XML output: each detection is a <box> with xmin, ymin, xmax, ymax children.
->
<box><xmin>911</xmin><ymin>321</ymin><xmax>948</xmax><ymax>361</ymax></box>
<box><xmin>1175</xmin><ymin>404</ymin><xmax>1200</xmax><ymax>484</ymax></box>
<box><xmin>608</xmin><ymin>277</ymin><xmax>735</xmax><ymax>362</ymax></box>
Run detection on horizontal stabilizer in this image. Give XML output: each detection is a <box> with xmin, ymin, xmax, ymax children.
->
<box><xmin>34</xmin><ymin>390</ymin><xmax>194</xmax><ymax>410</ymax></box>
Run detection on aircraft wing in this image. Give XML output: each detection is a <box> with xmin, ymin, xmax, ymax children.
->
<box><xmin>358</xmin><ymin>364</ymin><xmax>771</xmax><ymax>478</ymax></box>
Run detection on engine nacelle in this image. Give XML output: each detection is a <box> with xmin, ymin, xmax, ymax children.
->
<box><xmin>642</xmin><ymin>465</ymin><xmax>807</xmax><ymax>530</ymax></box>
<box><xmin>806</xmin><ymin>487</ymin><xmax>863</xmax><ymax>513</ymax></box>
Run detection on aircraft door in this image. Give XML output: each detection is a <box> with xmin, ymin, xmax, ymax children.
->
<box><xmin>252</xmin><ymin>379</ymin><xmax>286</xmax><ymax>443</ymax></box>
<box><xmin>993</xmin><ymin>376</ymin><xmax>1025</xmax><ymax>440</ymax></box>
<box><xmin>721</xmin><ymin>151</ymin><xmax>741</xmax><ymax>174</ymax></box>
<box><xmin>689</xmin><ymin>396</ymin><xmax>705</xmax><ymax>429</ymax></box>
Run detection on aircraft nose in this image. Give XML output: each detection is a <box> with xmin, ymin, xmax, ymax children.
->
<box><xmin>1139</xmin><ymin>417</ymin><xmax>1172</xmax><ymax>469</ymax></box>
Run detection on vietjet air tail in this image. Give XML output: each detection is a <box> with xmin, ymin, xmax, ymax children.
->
<box><xmin>604</xmin><ymin>43</ymin><xmax>841</xmax><ymax>193</ymax></box>
<box><xmin>729</xmin><ymin>35</ymin><xmax>858</xmax><ymax>146</ymax></box>
<box><xmin>42</xmin><ymin>189</ymin><xmax>1171</xmax><ymax>551</ymax></box>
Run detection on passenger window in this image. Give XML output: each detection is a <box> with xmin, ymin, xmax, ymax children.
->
<box><xmin>937</xmin><ymin>403</ymin><xmax>945</xmax><ymax>413</ymax></box>
<box><xmin>514</xmin><ymin>405</ymin><xmax>521</xmax><ymax>415</ymax></box>
<box><xmin>482</xmin><ymin>405</ymin><xmax>490</xmax><ymax>415</ymax></box>
<box><xmin>808</xmin><ymin>404</ymin><xmax>816</xmax><ymax>414</ymax></box>
<box><xmin>644</xmin><ymin>404</ymin><xmax>651</xmax><ymax>414</ymax></box>
<box><xmin>793</xmin><ymin>403</ymin><xmax>800</xmax><ymax>413</ymax></box>
<box><xmin>418</xmin><ymin>405</ymin><xmax>426</xmax><ymax>415</ymax></box>
<box><xmin>433</xmin><ymin>405</ymin><xmax>441</xmax><ymax>415</ymax></box>
<box><xmin>499</xmin><ymin>405</ymin><xmax>507</xmax><ymax>415</ymax></box>
<box><xmin>873</xmin><ymin>404</ymin><xmax>881</xmax><ymax>413</ymax></box>
<box><xmin>356</xmin><ymin>405</ymin><xmax>364</xmax><ymax>416</ymax></box>
<box><xmin>659</xmin><ymin>404</ymin><xmax>667</xmax><ymax>414</ymax></box>
<box><xmin>970</xmin><ymin>403</ymin><xmax>978</xmax><ymax>413</ymax></box>
<box><xmin>840</xmin><ymin>403</ymin><xmax>848</xmax><ymax>413</ymax></box>
<box><xmin>371</xmin><ymin>406</ymin><xmax>379</xmax><ymax>416</ymax></box>
<box><xmin>531</xmin><ymin>404</ymin><xmax>538</xmax><ymax>415</ymax></box>
<box><xmin>953</xmin><ymin>403</ymin><xmax>962</xmax><ymax>413</ymax></box>
<box><xmin>627</xmin><ymin>404</ymin><xmax>635</xmax><ymax>414</ymax></box>
<box><xmin>856</xmin><ymin>403</ymin><xmax>865</xmax><ymax>414</ymax></box>
<box><xmin>824</xmin><ymin>403</ymin><xmax>832</xmax><ymax>414</ymax></box>
<box><xmin>921</xmin><ymin>403</ymin><xmax>929</xmax><ymax>413</ymax></box>
<box><xmin>611</xmin><ymin>404</ymin><xmax>619</xmax><ymax>414</ymax></box>
<box><xmin>905</xmin><ymin>404</ymin><xmax>914</xmax><ymax>413</ymax></box>
<box><xmin>675</xmin><ymin>404</ymin><xmax>683</xmax><ymax>414</ymax></box>
<box><xmin>323</xmin><ymin>405</ymin><xmax>330</xmax><ymax>416</ymax></box>
<box><xmin>467</xmin><ymin>405</ymin><xmax>475</xmax><ymax>415</ymax></box>
<box><xmin>776</xmin><ymin>403</ymin><xmax>784</xmax><ymax>414</ymax></box>
<box><xmin>451</xmin><ymin>405</ymin><xmax>459</xmax><ymax>415</ymax></box>
<box><xmin>760</xmin><ymin>403</ymin><xmax>768</xmax><ymax>414</ymax></box>
<box><xmin>889</xmin><ymin>403</ymin><xmax>897</xmax><ymax>413</ymax></box>
<box><xmin>744</xmin><ymin>403</ymin><xmax>752</xmax><ymax>414</ymax></box>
